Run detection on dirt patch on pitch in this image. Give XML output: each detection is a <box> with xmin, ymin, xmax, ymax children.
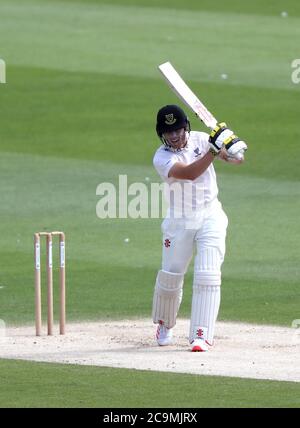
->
<box><xmin>1</xmin><ymin>319</ymin><xmax>299</xmax><ymax>382</ymax></box>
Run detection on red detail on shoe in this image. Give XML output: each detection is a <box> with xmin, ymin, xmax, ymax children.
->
<box><xmin>192</xmin><ymin>344</ymin><xmax>206</xmax><ymax>352</ymax></box>
<box><xmin>164</xmin><ymin>239</ymin><xmax>171</xmax><ymax>248</ymax></box>
<box><xmin>156</xmin><ymin>325</ymin><xmax>160</xmax><ymax>338</ymax></box>
<box><xmin>191</xmin><ymin>338</ymin><xmax>210</xmax><ymax>352</ymax></box>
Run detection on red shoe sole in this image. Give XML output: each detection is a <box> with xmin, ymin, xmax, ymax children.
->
<box><xmin>192</xmin><ymin>346</ymin><xmax>206</xmax><ymax>352</ymax></box>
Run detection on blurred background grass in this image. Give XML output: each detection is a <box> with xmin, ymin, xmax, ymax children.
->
<box><xmin>0</xmin><ymin>0</ymin><xmax>299</xmax><ymax>328</ymax></box>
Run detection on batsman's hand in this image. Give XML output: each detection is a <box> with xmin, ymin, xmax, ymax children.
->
<box><xmin>224</xmin><ymin>136</ymin><xmax>248</xmax><ymax>160</ymax></box>
<box><xmin>209</xmin><ymin>122</ymin><xmax>247</xmax><ymax>160</ymax></box>
<box><xmin>209</xmin><ymin>122</ymin><xmax>234</xmax><ymax>155</ymax></box>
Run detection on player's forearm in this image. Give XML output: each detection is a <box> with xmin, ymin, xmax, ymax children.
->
<box><xmin>169</xmin><ymin>151</ymin><xmax>214</xmax><ymax>181</ymax></box>
<box><xmin>184</xmin><ymin>151</ymin><xmax>215</xmax><ymax>180</ymax></box>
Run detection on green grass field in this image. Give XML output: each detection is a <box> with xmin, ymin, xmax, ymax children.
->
<box><xmin>1</xmin><ymin>359</ymin><xmax>300</xmax><ymax>408</ymax></box>
<box><xmin>0</xmin><ymin>0</ymin><xmax>300</xmax><ymax>408</ymax></box>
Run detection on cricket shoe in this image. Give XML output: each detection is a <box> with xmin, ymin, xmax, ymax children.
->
<box><xmin>156</xmin><ymin>322</ymin><xmax>173</xmax><ymax>346</ymax></box>
<box><xmin>191</xmin><ymin>338</ymin><xmax>210</xmax><ymax>352</ymax></box>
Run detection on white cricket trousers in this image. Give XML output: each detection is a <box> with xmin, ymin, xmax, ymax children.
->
<box><xmin>160</xmin><ymin>199</ymin><xmax>228</xmax><ymax>343</ymax></box>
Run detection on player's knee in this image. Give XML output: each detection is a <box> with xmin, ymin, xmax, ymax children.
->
<box><xmin>162</xmin><ymin>263</ymin><xmax>187</xmax><ymax>275</ymax></box>
<box><xmin>155</xmin><ymin>269</ymin><xmax>184</xmax><ymax>296</ymax></box>
<box><xmin>193</xmin><ymin>271</ymin><xmax>221</xmax><ymax>287</ymax></box>
<box><xmin>152</xmin><ymin>270</ymin><xmax>184</xmax><ymax>328</ymax></box>
<box><xmin>194</xmin><ymin>246</ymin><xmax>223</xmax><ymax>287</ymax></box>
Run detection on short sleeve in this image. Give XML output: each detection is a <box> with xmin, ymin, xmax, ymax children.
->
<box><xmin>153</xmin><ymin>152</ymin><xmax>178</xmax><ymax>179</ymax></box>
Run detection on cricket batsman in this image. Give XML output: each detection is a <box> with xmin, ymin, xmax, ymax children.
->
<box><xmin>152</xmin><ymin>104</ymin><xmax>247</xmax><ymax>351</ymax></box>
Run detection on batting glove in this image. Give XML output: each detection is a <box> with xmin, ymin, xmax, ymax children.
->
<box><xmin>224</xmin><ymin>136</ymin><xmax>248</xmax><ymax>160</ymax></box>
<box><xmin>209</xmin><ymin>122</ymin><xmax>247</xmax><ymax>160</ymax></box>
<box><xmin>209</xmin><ymin>122</ymin><xmax>234</xmax><ymax>154</ymax></box>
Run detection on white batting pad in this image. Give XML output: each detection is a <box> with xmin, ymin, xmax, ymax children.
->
<box><xmin>152</xmin><ymin>270</ymin><xmax>184</xmax><ymax>329</ymax></box>
<box><xmin>189</xmin><ymin>247</ymin><xmax>223</xmax><ymax>344</ymax></box>
<box><xmin>189</xmin><ymin>285</ymin><xmax>220</xmax><ymax>344</ymax></box>
<box><xmin>194</xmin><ymin>247</ymin><xmax>223</xmax><ymax>286</ymax></box>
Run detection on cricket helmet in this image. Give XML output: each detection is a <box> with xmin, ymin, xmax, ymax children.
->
<box><xmin>156</xmin><ymin>105</ymin><xmax>190</xmax><ymax>138</ymax></box>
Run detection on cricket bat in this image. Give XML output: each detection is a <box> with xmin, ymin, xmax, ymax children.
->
<box><xmin>158</xmin><ymin>61</ymin><xmax>245</xmax><ymax>160</ymax></box>
<box><xmin>158</xmin><ymin>61</ymin><xmax>217</xmax><ymax>130</ymax></box>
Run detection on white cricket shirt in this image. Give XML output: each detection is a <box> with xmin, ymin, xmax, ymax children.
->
<box><xmin>153</xmin><ymin>131</ymin><xmax>219</xmax><ymax>218</ymax></box>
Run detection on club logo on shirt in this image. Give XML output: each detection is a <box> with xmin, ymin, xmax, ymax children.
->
<box><xmin>164</xmin><ymin>114</ymin><xmax>176</xmax><ymax>125</ymax></box>
<box><xmin>194</xmin><ymin>147</ymin><xmax>202</xmax><ymax>157</ymax></box>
